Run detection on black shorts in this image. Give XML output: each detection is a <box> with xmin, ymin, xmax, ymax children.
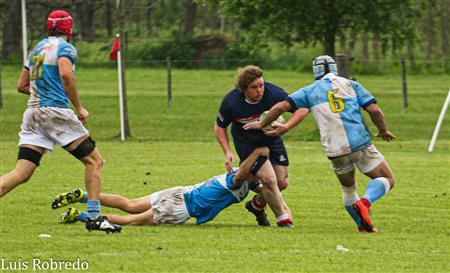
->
<box><xmin>233</xmin><ymin>140</ymin><xmax>289</xmax><ymax>166</ymax></box>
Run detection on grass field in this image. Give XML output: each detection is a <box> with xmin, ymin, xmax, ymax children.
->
<box><xmin>0</xmin><ymin>65</ymin><xmax>449</xmax><ymax>273</ymax></box>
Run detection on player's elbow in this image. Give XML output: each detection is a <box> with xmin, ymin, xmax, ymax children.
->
<box><xmin>17</xmin><ymin>84</ymin><xmax>29</xmax><ymax>94</ymax></box>
<box><xmin>59</xmin><ymin>72</ymin><xmax>73</xmax><ymax>83</ymax></box>
<box><xmin>214</xmin><ymin>124</ymin><xmax>225</xmax><ymax>136</ymax></box>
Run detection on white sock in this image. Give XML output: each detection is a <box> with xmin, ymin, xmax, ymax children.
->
<box><xmin>342</xmin><ymin>184</ymin><xmax>359</xmax><ymax>206</ymax></box>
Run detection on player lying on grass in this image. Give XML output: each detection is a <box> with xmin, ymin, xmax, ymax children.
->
<box><xmin>244</xmin><ymin>56</ymin><xmax>396</xmax><ymax>233</ymax></box>
<box><xmin>53</xmin><ymin>147</ymin><xmax>294</xmax><ymax>227</ymax></box>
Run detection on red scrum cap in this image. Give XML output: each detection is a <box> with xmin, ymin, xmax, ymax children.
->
<box><xmin>47</xmin><ymin>10</ymin><xmax>73</xmax><ymax>37</ymax></box>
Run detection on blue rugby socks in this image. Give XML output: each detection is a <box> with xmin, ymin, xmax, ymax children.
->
<box><xmin>87</xmin><ymin>199</ymin><xmax>101</xmax><ymax>219</ymax></box>
<box><xmin>361</xmin><ymin>177</ymin><xmax>391</xmax><ymax>208</ymax></box>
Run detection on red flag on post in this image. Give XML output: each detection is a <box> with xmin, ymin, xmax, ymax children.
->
<box><xmin>110</xmin><ymin>35</ymin><xmax>120</xmax><ymax>60</ymax></box>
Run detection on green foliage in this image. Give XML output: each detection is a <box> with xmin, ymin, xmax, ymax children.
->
<box><xmin>132</xmin><ymin>36</ymin><xmax>196</xmax><ymax>68</ymax></box>
<box><xmin>208</xmin><ymin>0</ymin><xmax>417</xmax><ymax>57</ymax></box>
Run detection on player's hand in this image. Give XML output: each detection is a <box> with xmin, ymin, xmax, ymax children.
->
<box><xmin>265</xmin><ymin>123</ymin><xmax>289</xmax><ymax>137</ymax></box>
<box><xmin>77</xmin><ymin>106</ymin><xmax>89</xmax><ymax>123</ymax></box>
<box><xmin>243</xmin><ymin>122</ymin><xmax>262</xmax><ymax>130</ymax></box>
<box><xmin>376</xmin><ymin>130</ymin><xmax>396</xmax><ymax>142</ymax></box>
<box><xmin>224</xmin><ymin>152</ymin><xmax>235</xmax><ymax>173</ymax></box>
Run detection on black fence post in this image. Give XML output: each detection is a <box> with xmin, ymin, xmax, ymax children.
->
<box><xmin>0</xmin><ymin>60</ymin><xmax>3</xmax><ymax>109</ymax></box>
<box><xmin>167</xmin><ymin>56</ymin><xmax>172</xmax><ymax>106</ymax></box>
<box><xmin>401</xmin><ymin>58</ymin><xmax>408</xmax><ymax>108</ymax></box>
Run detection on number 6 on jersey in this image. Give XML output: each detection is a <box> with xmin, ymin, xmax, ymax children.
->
<box><xmin>327</xmin><ymin>89</ymin><xmax>345</xmax><ymax>113</ymax></box>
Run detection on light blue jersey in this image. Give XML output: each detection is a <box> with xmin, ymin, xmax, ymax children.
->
<box><xmin>287</xmin><ymin>73</ymin><xmax>376</xmax><ymax>157</ymax></box>
<box><xmin>25</xmin><ymin>36</ymin><xmax>77</xmax><ymax>108</ymax></box>
<box><xmin>184</xmin><ymin>171</ymin><xmax>259</xmax><ymax>224</ymax></box>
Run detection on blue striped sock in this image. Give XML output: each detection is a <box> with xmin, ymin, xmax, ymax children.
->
<box><xmin>87</xmin><ymin>200</ymin><xmax>101</xmax><ymax>219</ymax></box>
<box><xmin>362</xmin><ymin>179</ymin><xmax>388</xmax><ymax>205</ymax></box>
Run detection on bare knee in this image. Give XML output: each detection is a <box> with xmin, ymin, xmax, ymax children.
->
<box><xmin>125</xmin><ymin>199</ymin><xmax>142</xmax><ymax>213</ymax></box>
<box><xmin>82</xmin><ymin>152</ymin><xmax>104</xmax><ymax>170</ymax></box>
<box><xmin>387</xmin><ymin>176</ymin><xmax>395</xmax><ymax>189</ymax></box>
<box><xmin>258</xmin><ymin>174</ymin><xmax>277</xmax><ymax>188</ymax></box>
<box><xmin>277</xmin><ymin>177</ymin><xmax>288</xmax><ymax>191</ymax></box>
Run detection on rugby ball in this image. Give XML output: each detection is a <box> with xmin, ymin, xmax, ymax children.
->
<box><xmin>259</xmin><ymin>111</ymin><xmax>285</xmax><ymax>133</ymax></box>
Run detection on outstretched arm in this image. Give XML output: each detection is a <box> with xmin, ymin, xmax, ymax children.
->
<box><xmin>215</xmin><ymin>124</ymin><xmax>235</xmax><ymax>173</ymax></box>
<box><xmin>365</xmin><ymin>103</ymin><xmax>396</xmax><ymax>141</ymax></box>
<box><xmin>233</xmin><ymin>147</ymin><xmax>269</xmax><ymax>186</ymax></box>
<box><xmin>265</xmin><ymin>107</ymin><xmax>309</xmax><ymax>137</ymax></box>
<box><xmin>243</xmin><ymin>100</ymin><xmax>292</xmax><ymax>130</ymax></box>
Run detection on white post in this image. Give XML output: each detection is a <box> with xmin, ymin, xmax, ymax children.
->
<box><xmin>21</xmin><ymin>0</ymin><xmax>28</xmax><ymax>65</ymax></box>
<box><xmin>116</xmin><ymin>34</ymin><xmax>125</xmax><ymax>142</ymax></box>
<box><xmin>428</xmin><ymin>89</ymin><xmax>450</xmax><ymax>153</ymax></box>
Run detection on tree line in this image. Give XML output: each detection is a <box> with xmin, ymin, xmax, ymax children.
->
<box><xmin>0</xmin><ymin>0</ymin><xmax>448</xmax><ymax>72</ymax></box>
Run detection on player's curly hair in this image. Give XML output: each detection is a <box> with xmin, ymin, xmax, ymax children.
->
<box><xmin>235</xmin><ymin>65</ymin><xmax>263</xmax><ymax>91</ymax></box>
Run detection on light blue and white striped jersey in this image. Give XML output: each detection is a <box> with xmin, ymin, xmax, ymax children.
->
<box><xmin>184</xmin><ymin>171</ymin><xmax>259</xmax><ymax>224</ymax></box>
<box><xmin>287</xmin><ymin>73</ymin><xmax>376</xmax><ymax>157</ymax></box>
<box><xmin>25</xmin><ymin>36</ymin><xmax>77</xmax><ymax>108</ymax></box>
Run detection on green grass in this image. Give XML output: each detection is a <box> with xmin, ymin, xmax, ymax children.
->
<box><xmin>0</xmin><ymin>66</ymin><xmax>449</xmax><ymax>272</ymax></box>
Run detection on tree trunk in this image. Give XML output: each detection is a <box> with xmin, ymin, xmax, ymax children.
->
<box><xmin>0</xmin><ymin>60</ymin><xmax>3</xmax><ymax>109</ymax></box>
<box><xmin>134</xmin><ymin>8</ymin><xmax>141</xmax><ymax>36</ymax></box>
<box><xmin>323</xmin><ymin>32</ymin><xmax>336</xmax><ymax>57</ymax></box>
<box><xmin>440</xmin><ymin>0</ymin><xmax>449</xmax><ymax>73</ymax></box>
<box><xmin>104</xmin><ymin>0</ymin><xmax>113</xmax><ymax>37</ymax></box>
<box><xmin>391</xmin><ymin>37</ymin><xmax>397</xmax><ymax>57</ymax></box>
<box><xmin>348</xmin><ymin>28</ymin><xmax>357</xmax><ymax>58</ymax></box>
<box><xmin>424</xmin><ymin>0</ymin><xmax>436</xmax><ymax>68</ymax></box>
<box><xmin>339</xmin><ymin>32</ymin><xmax>347</xmax><ymax>54</ymax></box>
<box><xmin>1</xmin><ymin>0</ymin><xmax>21</xmax><ymax>60</ymax></box>
<box><xmin>372</xmin><ymin>32</ymin><xmax>380</xmax><ymax>62</ymax></box>
<box><xmin>406</xmin><ymin>34</ymin><xmax>416</xmax><ymax>70</ymax></box>
<box><xmin>146</xmin><ymin>0</ymin><xmax>153</xmax><ymax>35</ymax></box>
<box><xmin>183</xmin><ymin>0</ymin><xmax>197</xmax><ymax>37</ymax></box>
<box><xmin>322</xmin><ymin>0</ymin><xmax>337</xmax><ymax>57</ymax></box>
<box><xmin>361</xmin><ymin>33</ymin><xmax>369</xmax><ymax>66</ymax></box>
<box><xmin>75</xmin><ymin>0</ymin><xmax>96</xmax><ymax>41</ymax></box>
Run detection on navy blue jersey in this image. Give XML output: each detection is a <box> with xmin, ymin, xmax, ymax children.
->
<box><xmin>216</xmin><ymin>82</ymin><xmax>295</xmax><ymax>145</ymax></box>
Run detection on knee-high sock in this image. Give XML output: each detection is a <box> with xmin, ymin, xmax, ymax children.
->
<box><xmin>87</xmin><ymin>200</ymin><xmax>101</xmax><ymax>219</ymax></box>
<box><xmin>361</xmin><ymin>177</ymin><xmax>390</xmax><ymax>208</ymax></box>
<box><xmin>342</xmin><ymin>184</ymin><xmax>362</xmax><ymax>228</ymax></box>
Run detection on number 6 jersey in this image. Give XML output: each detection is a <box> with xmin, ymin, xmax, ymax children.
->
<box><xmin>287</xmin><ymin>73</ymin><xmax>376</xmax><ymax>157</ymax></box>
<box><xmin>25</xmin><ymin>36</ymin><xmax>77</xmax><ymax>108</ymax></box>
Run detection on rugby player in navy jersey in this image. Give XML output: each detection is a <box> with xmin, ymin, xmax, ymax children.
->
<box><xmin>215</xmin><ymin>65</ymin><xmax>309</xmax><ymax>227</ymax></box>
<box><xmin>54</xmin><ymin>148</ymin><xmax>292</xmax><ymax>228</ymax></box>
<box><xmin>0</xmin><ymin>10</ymin><xmax>121</xmax><ymax>233</ymax></box>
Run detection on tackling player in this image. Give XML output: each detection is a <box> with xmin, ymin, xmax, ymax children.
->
<box><xmin>244</xmin><ymin>56</ymin><xmax>396</xmax><ymax>233</ymax></box>
<box><xmin>215</xmin><ymin>65</ymin><xmax>308</xmax><ymax>227</ymax></box>
<box><xmin>53</xmin><ymin>148</ymin><xmax>292</xmax><ymax>227</ymax></box>
<box><xmin>0</xmin><ymin>10</ymin><xmax>121</xmax><ymax>233</ymax></box>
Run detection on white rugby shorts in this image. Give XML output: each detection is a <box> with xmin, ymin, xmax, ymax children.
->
<box><xmin>149</xmin><ymin>186</ymin><xmax>193</xmax><ymax>225</ymax></box>
<box><xmin>18</xmin><ymin>107</ymin><xmax>89</xmax><ymax>151</ymax></box>
<box><xmin>330</xmin><ymin>144</ymin><xmax>385</xmax><ymax>174</ymax></box>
